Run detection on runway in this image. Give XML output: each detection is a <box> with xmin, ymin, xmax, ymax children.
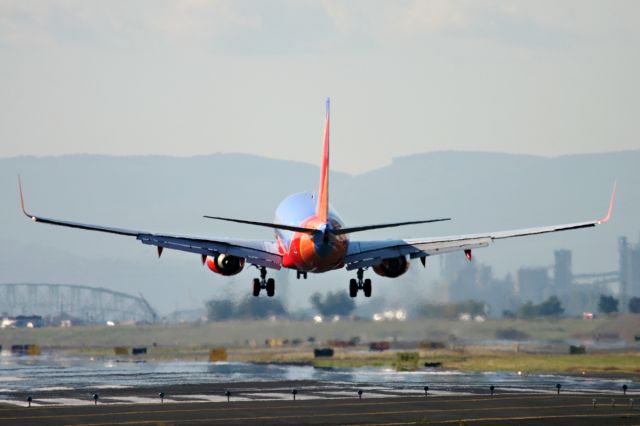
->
<box><xmin>1</xmin><ymin>355</ymin><xmax>638</xmax><ymax>424</ymax></box>
<box><xmin>1</xmin><ymin>393</ymin><xmax>639</xmax><ymax>425</ymax></box>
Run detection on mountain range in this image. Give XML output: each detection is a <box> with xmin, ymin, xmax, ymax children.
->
<box><xmin>1</xmin><ymin>151</ymin><xmax>637</xmax><ymax>313</ymax></box>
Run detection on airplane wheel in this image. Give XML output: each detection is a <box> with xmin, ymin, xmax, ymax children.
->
<box><xmin>363</xmin><ymin>279</ymin><xmax>372</xmax><ymax>298</ymax></box>
<box><xmin>266</xmin><ymin>278</ymin><xmax>275</xmax><ymax>297</ymax></box>
<box><xmin>349</xmin><ymin>279</ymin><xmax>358</xmax><ymax>298</ymax></box>
<box><xmin>252</xmin><ymin>278</ymin><xmax>261</xmax><ymax>297</ymax></box>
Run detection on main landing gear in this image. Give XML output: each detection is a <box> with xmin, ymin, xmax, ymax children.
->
<box><xmin>252</xmin><ymin>267</ymin><xmax>275</xmax><ymax>297</ymax></box>
<box><xmin>349</xmin><ymin>268</ymin><xmax>372</xmax><ymax>298</ymax></box>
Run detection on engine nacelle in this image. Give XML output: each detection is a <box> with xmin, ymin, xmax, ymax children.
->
<box><xmin>373</xmin><ymin>256</ymin><xmax>410</xmax><ymax>278</ymax></box>
<box><xmin>206</xmin><ymin>254</ymin><xmax>245</xmax><ymax>276</ymax></box>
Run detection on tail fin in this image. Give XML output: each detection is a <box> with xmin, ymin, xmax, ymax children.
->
<box><xmin>316</xmin><ymin>98</ymin><xmax>330</xmax><ymax>223</ymax></box>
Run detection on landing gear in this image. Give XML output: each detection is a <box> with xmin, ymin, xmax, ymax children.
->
<box><xmin>363</xmin><ymin>279</ymin><xmax>372</xmax><ymax>298</ymax></box>
<box><xmin>266</xmin><ymin>278</ymin><xmax>275</xmax><ymax>297</ymax></box>
<box><xmin>252</xmin><ymin>267</ymin><xmax>276</xmax><ymax>297</ymax></box>
<box><xmin>349</xmin><ymin>269</ymin><xmax>372</xmax><ymax>298</ymax></box>
<box><xmin>252</xmin><ymin>278</ymin><xmax>261</xmax><ymax>297</ymax></box>
<box><xmin>349</xmin><ymin>279</ymin><xmax>358</xmax><ymax>298</ymax></box>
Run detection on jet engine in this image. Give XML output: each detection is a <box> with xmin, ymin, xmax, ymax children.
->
<box><xmin>373</xmin><ymin>256</ymin><xmax>410</xmax><ymax>278</ymax></box>
<box><xmin>206</xmin><ymin>254</ymin><xmax>245</xmax><ymax>276</ymax></box>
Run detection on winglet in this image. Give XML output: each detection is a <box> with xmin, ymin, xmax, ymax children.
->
<box><xmin>316</xmin><ymin>97</ymin><xmax>330</xmax><ymax>223</ymax></box>
<box><xmin>18</xmin><ymin>175</ymin><xmax>35</xmax><ymax>220</ymax></box>
<box><xmin>597</xmin><ymin>182</ymin><xmax>616</xmax><ymax>224</ymax></box>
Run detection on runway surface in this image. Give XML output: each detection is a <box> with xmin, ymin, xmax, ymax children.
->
<box><xmin>1</xmin><ymin>355</ymin><xmax>638</xmax><ymax>424</ymax></box>
<box><xmin>1</xmin><ymin>393</ymin><xmax>639</xmax><ymax>425</ymax></box>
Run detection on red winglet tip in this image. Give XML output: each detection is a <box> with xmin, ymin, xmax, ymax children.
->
<box><xmin>597</xmin><ymin>182</ymin><xmax>616</xmax><ymax>224</ymax></box>
<box><xmin>17</xmin><ymin>175</ymin><xmax>30</xmax><ymax>218</ymax></box>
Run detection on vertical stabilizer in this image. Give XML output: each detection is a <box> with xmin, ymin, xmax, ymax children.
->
<box><xmin>316</xmin><ymin>98</ymin><xmax>330</xmax><ymax>223</ymax></box>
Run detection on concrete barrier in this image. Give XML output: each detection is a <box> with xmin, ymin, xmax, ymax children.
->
<box><xmin>114</xmin><ymin>347</ymin><xmax>129</xmax><ymax>355</ymax></box>
<box><xmin>569</xmin><ymin>345</ymin><xmax>586</xmax><ymax>354</ymax></box>
<box><xmin>265</xmin><ymin>338</ymin><xmax>283</xmax><ymax>348</ymax></box>
<box><xmin>209</xmin><ymin>348</ymin><xmax>228</xmax><ymax>362</ymax></box>
<box><xmin>369</xmin><ymin>341</ymin><xmax>390</xmax><ymax>351</ymax></box>
<box><xmin>314</xmin><ymin>348</ymin><xmax>334</xmax><ymax>358</ymax></box>
<box><xmin>11</xmin><ymin>344</ymin><xmax>41</xmax><ymax>356</ymax></box>
<box><xmin>131</xmin><ymin>347</ymin><xmax>147</xmax><ymax>355</ymax></box>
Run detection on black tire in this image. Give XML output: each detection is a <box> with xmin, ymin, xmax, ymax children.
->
<box><xmin>349</xmin><ymin>278</ymin><xmax>358</xmax><ymax>298</ymax></box>
<box><xmin>363</xmin><ymin>278</ymin><xmax>372</xmax><ymax>297</ymax></box>
<box><xmin>252</xmin><ymin>278</ymin><xmax>261</xmax><ymax>297</ymax></box>
<box><xmin>266</xmin><ymin>278</ymin><xmax>275</xmax><ymax>297</ymax></box>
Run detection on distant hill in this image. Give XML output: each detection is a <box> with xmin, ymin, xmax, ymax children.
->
<box><xmin>1</xmin><ymin>151</ymin><xmax>638</xmax><ymax>313</ymax></box>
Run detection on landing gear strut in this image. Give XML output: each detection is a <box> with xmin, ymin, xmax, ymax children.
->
<box><xmin>252</xmin><ymin>267</ymin><xmax>275</xmax><ymax>297</ymax></box>
<box><xmin>349</xmin><ymin>268</ymin><xmax>372</xmax><ymax>298</ymax></box>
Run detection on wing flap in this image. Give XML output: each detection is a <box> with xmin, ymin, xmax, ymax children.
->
<box><xmin>138</xmin><ymin>234</ymin><xmax>281</xmax><ymax>269</ymax></box>
<box><xmin>346</xmin><ymin>238</ymin><xmax>491</xmax><ymax>270</ymax></box>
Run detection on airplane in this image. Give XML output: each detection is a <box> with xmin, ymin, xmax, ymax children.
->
<box><xmin>18</xmin><ymin>99</ymin><xmax>615</xmax><ymax>298</ymax></box>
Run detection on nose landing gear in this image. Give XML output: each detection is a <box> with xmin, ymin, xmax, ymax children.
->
<box><xmin>252</xmin><ymin>267</ymin><xmax>275</xmax><ymax>297</ymax></box>
<box><xmin>349</xmin><ymin>268</ymin><xmax>372</xmax><ymax>298</ymax></box>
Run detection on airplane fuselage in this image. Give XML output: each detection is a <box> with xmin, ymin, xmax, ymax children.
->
<box><xmin>274</xmin><ymin>192</ymin><xmax>348</xmax><ymax>272</ymax></box>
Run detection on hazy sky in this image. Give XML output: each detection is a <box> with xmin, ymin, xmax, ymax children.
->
<box><xmin>1</xmin><ymin>0</ymin><xmax>639</xmax><ymax>173</ymax></box>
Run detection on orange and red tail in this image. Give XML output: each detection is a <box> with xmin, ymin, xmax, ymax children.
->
<box><xmin>316</xmin><ymin>98</ymin><xmax>331</xmax><ymax>223</ymax></box>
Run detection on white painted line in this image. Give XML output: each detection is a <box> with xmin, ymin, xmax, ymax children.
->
<box><xmin>32</xmin><ymin>386</ymin><xmax>73</xmax><ymax>391</ymax></box>
<box><xmin>112</xmin><ymin>396</ymin><xmax>179</xmax><ymax>404</ymax></box>
<box><xmin>37</xmin><ymin>398</ymin><xmax>92</xmax><ymax>406</ymax></box>
<box><xmin>0</xmin><ymin>399</ymin><xmax>42</xmax><ymax>407</ymax></box>
<box><xmin>183</xmin><ymin>394</ymin><xmax>252</xmax><ymax>402</ymax></box>
<box><xmin>93</xmin><ymin>385</ymin><xmax>132</xmax><ymax>389</ymax></box>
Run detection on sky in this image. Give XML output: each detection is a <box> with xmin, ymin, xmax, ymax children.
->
<box><xmin>1</xmin><ymin>0</ymin><xmax>639</xmax><ymax>174</ymax></box>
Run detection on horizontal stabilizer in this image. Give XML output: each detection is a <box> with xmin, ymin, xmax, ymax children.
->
<box><xmin>203</xmin><ymin>215</ymin><xmax>318</xmax><ymax>234</ymax></box>
<box><xmin>332</xmin><ymin>218</ymin><xmax>451</xmax><ymax>235</ymax></box>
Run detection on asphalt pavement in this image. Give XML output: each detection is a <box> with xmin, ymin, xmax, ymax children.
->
<box><xmin>1</xmin><ymin>393</ymin><xmax>638</xmax><ymax>425</ymax></box>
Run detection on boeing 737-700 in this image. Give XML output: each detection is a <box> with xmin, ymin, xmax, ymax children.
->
<box><xmin>18</xmin><ymin>99</ymin><xmax>615</xmax><ymax>298</ymax></box>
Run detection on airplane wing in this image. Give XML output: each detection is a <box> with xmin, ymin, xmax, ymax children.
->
<box><xmin>18</xmin><ymin>178</ymin><xmax>282</xmax><ymax>269</ymax></box>
<box><xmin>345</xmin><ymin>185</ymin><xmax>616</xmax><ymax>271</ymax></box>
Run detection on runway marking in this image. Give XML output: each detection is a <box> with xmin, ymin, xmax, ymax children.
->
<box><xmin>0</xmin><ymin>400</ymin><xmax>43</xmax><ymax>408</ymax></box>
<box><xmin>36</xmin><ymin>398</ymin><xmax>93</xmax><ymax>406</ymax></box>
<box><xmin>0</xmin><ymin>390</ymin><xmax>599</xmax><ymax>407</ymax></box>
<box><xmin>112</xmin><ymin>397</ymin><xmax>181</xmax><ymax>404</ymax></box>
<box><xmin>0</xmin><ymin>400</ymin><xmax>603</xmax><ymax>424</ymax></box>
<box><xmin>0</xmin><ymin>394</ymin><xmax>563</xmax><ymax>414</ymax></box>
<box><xmin>180</xmin><ymin>394</ymin><xmax>252</xmax><ymax>403</ymax></box>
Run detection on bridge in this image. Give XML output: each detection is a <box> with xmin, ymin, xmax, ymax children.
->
<box><xmin>0</xmin><ymin>283</ymin><xmax>158</xmax><ymax>324</ymax></box>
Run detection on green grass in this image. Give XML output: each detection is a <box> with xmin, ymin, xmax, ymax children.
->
<box><xmin>436</xmin><ymin>352</ymin><xmax>640</xmax><ymax>375</ymax></box>
<box><xmin>1</xmin><ymin>316</ymin><xmax>638</xmax><ymax>377</ymax></box>
<box><xmin>304</xmin><ymin>351</ymin><xmax>640</xmax><ymax>375</ymax></box>
<box><xmin>2</xmin><ymin>316</ymin><xmax>635</xmax><ymax>348</ymax></box>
